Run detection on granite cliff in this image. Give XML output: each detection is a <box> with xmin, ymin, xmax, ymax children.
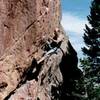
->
<box><xmin>0</xmin><ymin>0</ymin><xmax>81</xmax><ymax>99</ymax></box>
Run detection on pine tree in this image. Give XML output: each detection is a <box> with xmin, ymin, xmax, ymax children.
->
<box><xmin>82</xmin><ymin>0</ymin><xmax>100</xmax><ymax>67</ymax></box>
<box><xmin>81</xmin><ymin>0</ymin><xmax>100</xmax><ymax>99</ymax></box>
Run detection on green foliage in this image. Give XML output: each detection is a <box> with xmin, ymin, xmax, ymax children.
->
<box><xmin>80</xmin><ymin>57</ymin><xmax>100</xmax><ymax>100</ymax></box>
<box><xmin>80</xmin><ymin>0</ymin><xmax>100</xmax><ymax>99</ymax></box>
<box><xmin>82</xmin><ymin>0</ymin><xmax>100</xmax><ymax>61</ymax></box>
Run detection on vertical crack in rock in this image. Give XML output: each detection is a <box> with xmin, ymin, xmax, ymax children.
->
<box><xmin>4</xmin><ymin>58</ymin><xmax>43</xmax><ymax>100</ymax></box>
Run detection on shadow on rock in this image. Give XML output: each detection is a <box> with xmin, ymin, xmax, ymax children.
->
<box><xmin>51</xmin><ymin>41</ymin><xmax>83</xmax><ymax>100</ymax></box>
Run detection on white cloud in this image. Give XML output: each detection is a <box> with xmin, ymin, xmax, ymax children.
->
<box><xmin>61</xmin><ymin>12</ymin><xmax>88</xmax><ymax>57</ymax></box>
<box><xmin>69</xmin><ymin>36</ymin><xmax>84</xmax><ymax>55</ymax></box>
<box><xmin>61</xmin><ymin>12</ymin><xmax>88</xmax><ymax>35</ymax></box>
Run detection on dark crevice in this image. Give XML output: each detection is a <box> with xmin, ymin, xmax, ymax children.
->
<box><xmin>37</xmin><ymin>97</ymin><xmax>40</xmax><ymax>100</ymax></box>
<box><xmin>0</xmin><ymin>82</ymin><xmax>8</xmax><ymax>92</ymax></box>
<box><xmin>4</xmin><ymin>24</ymin><xmax>10</xmax><ymax>29</ymax></box>
<box><xmin>25</xmin><ymin>21</ymin><xmax>36</xmax><ymax>31</ymax></box>
<box><xmin>53</xmin><ymin>30</ymin><xmax>58</xmax><ymax>40</ymax></box>
<box><xmin>42</xmin><ymin>0</ymin><xmax>49</xmax><ymax>7</ymax></box>
<box><xmin>4</xmin><ymin>58</ymin><xmax>43</xmax><ymax>100</ymax></box>
<box><xmin>40</xmin><ymin>74</ymin><xmax>46</xmax><ymax>85</ymax></box>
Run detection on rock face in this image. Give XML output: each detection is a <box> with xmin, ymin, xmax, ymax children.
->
<box><xmin>0</xmin><ymin>0</ymin><xmax>80</xmax><ymax>100</ymax></box>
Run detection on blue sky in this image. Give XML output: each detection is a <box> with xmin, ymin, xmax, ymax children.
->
<box><xmin>61</xmin><ymin>0</ymin><xmax>91</xmax><ymax>58</ymax></box>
